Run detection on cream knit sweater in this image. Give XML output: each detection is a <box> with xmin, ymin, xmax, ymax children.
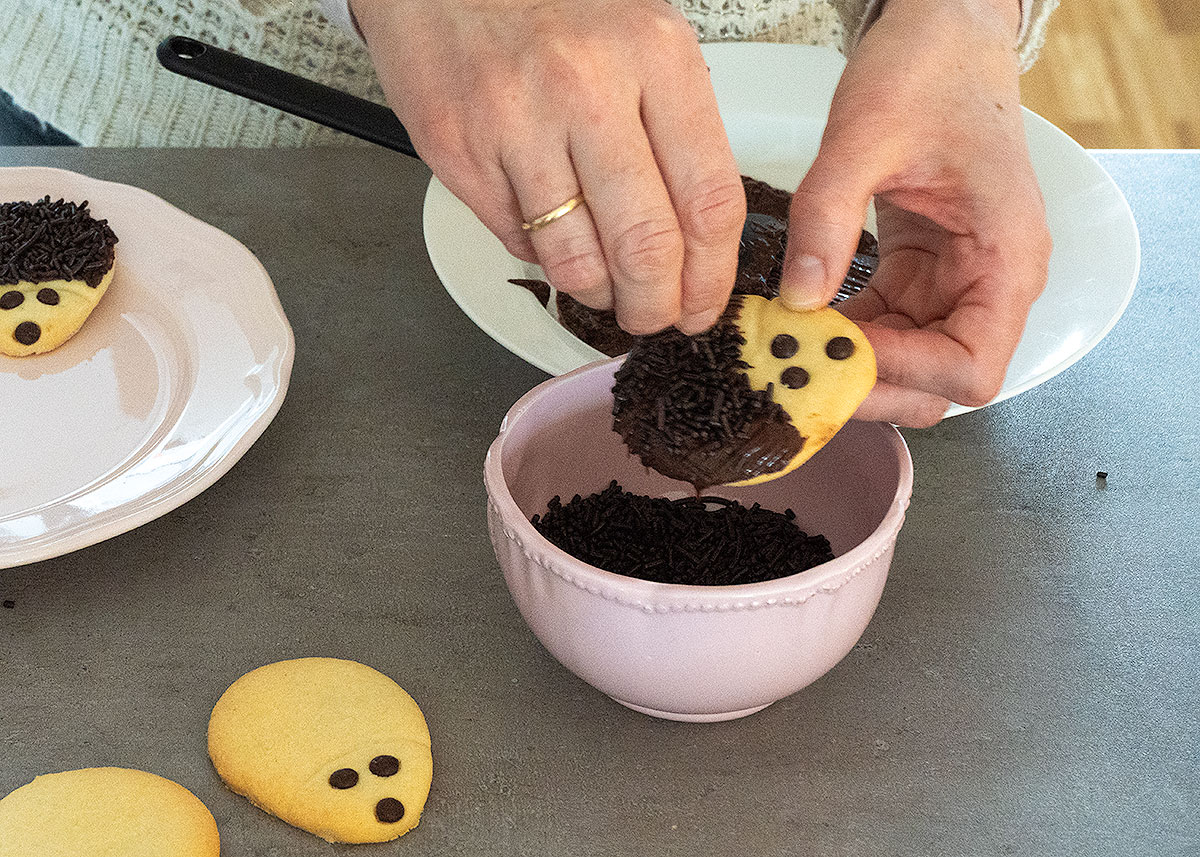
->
<box><xmin>0</xmin><ymin>0</ymin><xmax>1055</xmax><ymax>147</ymax></box>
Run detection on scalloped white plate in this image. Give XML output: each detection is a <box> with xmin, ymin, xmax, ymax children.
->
<box><xmin>425</xmin><ymin>43</ymin><xmax>1140</xmax><ymax>417</ymax></box>
<box><xmin>0</xmin><ymin>167</ymin><xmax>293</xmax><ymax>569</ymax></box>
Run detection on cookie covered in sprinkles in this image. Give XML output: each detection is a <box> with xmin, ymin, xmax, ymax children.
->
<box><xmin>0</xmin><ymin>196</ymin><xmax>118</xmax><ymax>357</ymax></box>
<box><xmin>613</xmin><ymin>295</ymin><xmax>876</xmax><ymax>489</ymax></box>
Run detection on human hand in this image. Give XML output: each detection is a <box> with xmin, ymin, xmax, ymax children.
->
<box><xmin>350</xmin><ymin>0</ymin><xmax>746</xmax><ymax>334</ymax></box>
<box><xmin>779</xmin><ymin>0</ymin><xmax>1052</xmax><ymax>427</ymax></box>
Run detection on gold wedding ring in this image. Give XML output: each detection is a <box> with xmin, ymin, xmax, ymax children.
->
<box><xmin>521</xmin><ymin>193</ymin><xmax>587</xmax><ymax>233</ymax></box>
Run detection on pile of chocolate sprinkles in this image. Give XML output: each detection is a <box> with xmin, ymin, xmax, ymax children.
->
<box><xmin>531</xmin><ymin>481</ymin><xmax>834</xmax><ymax>586</ymax></box>
<box><xmin>611</xmin><ymin>296</ymin><xmax>801</xmax><ymax>488</ymax></box>
<box><xmin>0</xmin><ymin>196</ymin><xmax>117</xmax><ymax>288</ymax></box>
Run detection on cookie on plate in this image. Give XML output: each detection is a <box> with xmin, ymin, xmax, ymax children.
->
<box><xmin>208</xmin><ymin>657</ymin><xmax>433</xmax><ymax>844</ymax></box>
<box><xmin>0</xmin><ymin>196</ymin><xmax>118</xmax><ymax>357</ymax></box>
<box><xmin>613</xmin><ymin>294</ymin><xmax>876</xmax><ymax>489</ymax></box>
<box><xmin>0</xmin><ymin>767</ymin><xmax>219</xmax><ymax>857</ymax></box>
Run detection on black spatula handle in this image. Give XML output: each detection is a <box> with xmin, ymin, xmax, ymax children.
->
<box><xmin>157</xmin><ymin>35</ymin><xmax>419</xmax><ymax>159</ymax></box>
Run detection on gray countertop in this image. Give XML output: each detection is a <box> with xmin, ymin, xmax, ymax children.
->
<box><xmin>1</xmin><ymin>147</ymin><xmax>1196</xmax><ymax>856</ymax></box>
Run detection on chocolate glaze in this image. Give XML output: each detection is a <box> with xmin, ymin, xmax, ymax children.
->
<box><xmin>545</xmin><ymin>176</ymin><xmax>875</xmax><ymax>355</ymax></box>
<box><xmin>508</xmin><ymin>278</ymin><xmax>551</xmax><ymax>308</ymax></box>
<box><xmin>612</xmin><ymin>297</ymin><xmax>804</xmax><ymax>489</ymax></box>
<box><xmin>556</xmin><ymin>291</ymin><xmax>634</xmax><ymax>357</ymax></box>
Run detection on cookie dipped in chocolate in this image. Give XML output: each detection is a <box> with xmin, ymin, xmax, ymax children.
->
<box><xmin>1</xmin><ymin>196</ymin><xmax>118</xmax><ymax>357</ymax></box>
<box><xmin>614</xmin><ymin>295</ymin><xmax>877</xmax><ymax>490</ymax></box>
<box><xmin>612</xmin><ymin>296</ymin><xmax>803</xmax><ymax>490</ymax></box>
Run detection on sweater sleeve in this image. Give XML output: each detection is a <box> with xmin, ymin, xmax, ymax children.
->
<box><xmin>832</xmin><ymin>0</ymin><xmax>1059</xmax><ymax>72</ymax></box>
<box><xmin>316</xmin><ymin>0</ymin><xmax>1056</xmax><ymax>71</ymax></box>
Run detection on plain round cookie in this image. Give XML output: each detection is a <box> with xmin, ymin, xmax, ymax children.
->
<box><xmin>208</xmin><ymin>657</ymin><xmax>433</xmax><ymax>844</ymax></box>
<box><xmin>0</xmin><ymin>767</ymin><xmax>220</xmax><ymax>857</ymax></box>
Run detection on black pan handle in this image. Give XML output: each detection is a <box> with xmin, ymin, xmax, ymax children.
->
<box><xmin>156</xmin><ymin>35</ymin><xmax>419</xmax><ymax>159</ymax></box>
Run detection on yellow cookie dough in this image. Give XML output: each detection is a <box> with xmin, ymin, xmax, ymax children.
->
<box><xmin>208</xmin><ymin>658</ymin><xmax>433</xmax><ymax>844</ymax></box>
<box><xmin>730</xmin><ymin>295</ymin><xmax>876</xmax><ymax>485</ymax></box>
<box><xmin>0</xmin><ymin>267</ymin><xmax>115</xmax><ymax>357</ymax></box>
<box><xmin>0</xmin><ymin>767</ymin><xmax>220</xmax><ymax>857</ymax></box>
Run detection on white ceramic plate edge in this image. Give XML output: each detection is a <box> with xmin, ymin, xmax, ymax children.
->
<box><xmin>0</xmin><ymin>167</ymin><xmax>295</xmax><ymax>569</ymax></box>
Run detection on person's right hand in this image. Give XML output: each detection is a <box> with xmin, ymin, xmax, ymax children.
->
<box><xmin>351</xmin><ymin>0</ymin><xmax>746</xmax><ymax>335</ymax></box>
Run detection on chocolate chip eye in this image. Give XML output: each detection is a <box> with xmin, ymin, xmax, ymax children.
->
<box><xmin>0</xmin><ymin>291</ymin><xmax>23</xmax><ymax>310</ymax></box>
<box><xmin>375</xmin><ymin>797</ymin><xmax>405</xmax><ymax>823</ymax></box>
<box><xmin>769</xmin><ymin>333</ymin><xmax>798</xmax><ymax>359</ymax></box>
<box><xmin>780</xmin><ymin>366</ymin><xmax>809</xmax><ymax>389</ymax></box>
<box><xmin>369</xmin><ymin>755</ymin><xmax>400</xmax><ymax>777</ymax></box>
<box><xmin>329</xmin><ymin>768</ymin><xmax>359</xmax><ymax>789</ymax></box>
<box><xmin>825</xmin><ymin>336</ymin><xmax>855</xmax><ymax>360</ymax></box>
<box><xmin>36</xmin><ymin>288</ymin><xmax>60</xmax><ymax>306</ymax></box>
<box><xmin>13</xmin><ymin>321</ymin><xmax>40</xmax><ymax>346</ymax></box>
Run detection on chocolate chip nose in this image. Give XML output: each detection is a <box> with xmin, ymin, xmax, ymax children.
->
<box><xmin>375</xmin><ymin>797</ymin><xmax>405</xmax><ymax>823</ymax></box>
<box><xmin>14</xmin><ymin>321</ymin><xmax>40</xmax><ymax>346</ymax></box>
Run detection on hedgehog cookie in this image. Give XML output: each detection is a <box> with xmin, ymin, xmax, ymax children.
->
<box><xmin>0</xmin><ymin>767</ymin><xmax>220</xmax><ymax>857</ymax></box>
<box><xmin>612</xmin><ymin>294</ymin><xmax>876</xmax><ymax>489</ymax></box>
<box><xmin>0</xmin><ymin>196</ymin><xmax>118</xmax><ymax>357</ymax></box>
<box><xmin>208</xmin><ymin>657</ymin><xmax>433</xmax><ymax>844</ymax></box>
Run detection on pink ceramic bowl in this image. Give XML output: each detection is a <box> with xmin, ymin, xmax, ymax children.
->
<box><xmin>484</xmin><ymin>359</ymin><xmax>913</xmax><ymax>722</ymax></box>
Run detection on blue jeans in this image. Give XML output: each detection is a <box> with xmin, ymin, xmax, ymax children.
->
<box><xmin>0</xmin><ymin>89</ymin><xmax>77</xmax><ymax>145</ymax></box>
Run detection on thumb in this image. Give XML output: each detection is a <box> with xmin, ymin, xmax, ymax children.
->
<box><xmin>779</xmin><ymin>144</ymin><xmax>879</xmax><ymax>310</ymax></box>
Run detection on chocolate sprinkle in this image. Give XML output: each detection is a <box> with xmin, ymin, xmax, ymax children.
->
<box><xmin>612</xmin><ymin>296</ymin><xmax>803</xmax><ymax>489</ymax></box>
<box><xmin>826</xmin><ymin>336</ymin><xmax>855</xmax><ymax>360</ymax></box>
<box><xmin>13</xmin><ymin>321</ymin><xmax>40</xmax><ymax>345</ymax></box>
<box><xmin>329</xmin><ymin>768</ymin><xmax>359</xmax><ymax>789</ymax></box>
<box><xmin>369</xmin><ymin>755</ymin><xmax>400</xmax><ymax>777</ymax></box>
<box><xmin>0</xmin><ymin>197</ymin><xmax>117</xmax><ymax>288</ymax></box>
<box><xmin>780</xmin><ymin>366</ymin><xmax>810</xmax><ymax>389</ymax></box>
<box><xmin>36</xmin><ymin>288</ymin><xmax>59</xmax><ymax>306</ymax></box>
<box><xmin>376</xmin><ymin>798</ymin><xmax>405</xmax><ymax>823</ymax></box>
<box><xmin>0</xmin><ymin>290</ymin><xmax>23</xmax><ymax>310</ymax></box>
<box><xmin>770</xmin><ymin>333</ymin><xmax>798</xmax><ymax>359</ymax></box>
<box><xmin>531</xmin><ymin>482</ymin><xmax>834</xmax><ymax>586</ymax></box>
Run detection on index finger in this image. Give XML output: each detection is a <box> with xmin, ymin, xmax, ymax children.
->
<box><xmin>640</xmin><ymin>32</ymin><xmax>745</xmax><ymax>333</ymax></box>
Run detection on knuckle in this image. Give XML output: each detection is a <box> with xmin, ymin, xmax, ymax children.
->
<box><xmin>409</xmin><ymin>111</ymin><xmax>463</xmax><ymax>161</ymax></box>
<box><xmin>610</xmin><ymin>216</ymin><xmax>683</xmax><ymax>283</ymax></box>
<box><xmin>539</xmin><ymin>241</ymin><xmax>610</xmax><ymax>295</ymax></box>
<box><xmin>909</xmin><ymin>399</ymin><xmax>948</xmax><ymax>428</ymax></box>
<box><xmin>955</xmin><ymin>364</ymin><xmax>1005</xmax><ymax>408</ymax></box>
<box><xmin>635</xmin><ymin>4</ymin><xmax>695</xmax><ymax>45</ymax></box>
<box><xmin>678</xmin><ymin>176</ymin><xmax>747</xmax><ymax>245</ymax></box>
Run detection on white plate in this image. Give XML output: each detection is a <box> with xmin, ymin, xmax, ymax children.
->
<box><xmin>425</xmin><ymin>43</ymin><xmax>1140</xmax><ymax>417</ymax></box>
<box><xmin>0</xmin><ymin>167</ymin><xmax>294</xmax><ymax>568</ymax></box>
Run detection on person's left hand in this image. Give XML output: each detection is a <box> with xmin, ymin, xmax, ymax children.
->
<box><xmin>779</xmin><ymin>0</ymin><xmax>1052</xmax><ymax>427</ymax></box>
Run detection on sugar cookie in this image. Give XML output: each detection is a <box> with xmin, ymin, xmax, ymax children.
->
<box><xmin>208</xmin><ymin>657</ymin><xmax>433</xmax><ymax>844</ymax></box>
<box><xmin>0</xmin><ymin>767</ymin><xmax>219</xmax><ymax>857</ymax></box>
<box><xmin>613</xmin><ymin>295</ymin><xmax>876</xmax><ymax>489</ymax></box>
<box><xmin>0</xmin><ymin>197</ymin><xmax>118</xmax><ymax>357</ymax></box>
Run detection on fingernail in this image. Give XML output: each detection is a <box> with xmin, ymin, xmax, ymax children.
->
<box><xmin>780</xmin><ymin>254</ymin><xmax>827</xmax><ymax>310</ymax></box>
<box><xmin>678</xmin><ymin>308</ymin><xmax>723</xmax><ymax>333</ymax></box>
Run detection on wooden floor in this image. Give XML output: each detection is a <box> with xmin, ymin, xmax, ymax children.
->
<box><xmin>1019</xmin><ymin>0</ymin><xmax>1200</xmax><ymax>148</ymax></box>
